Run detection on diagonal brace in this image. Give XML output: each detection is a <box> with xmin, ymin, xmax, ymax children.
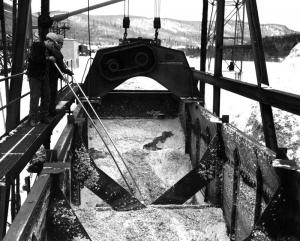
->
<box><xmin>245</xmin><ymin>165</ymin><xmax>300</xmax><ymax>240</ymax></box>
<box><xmin>244</xmin><ymin>187</ymin><xmax>287</xmax><ymax>241</ymax></box>
<box><xmin>153</xmin><ymin>133</ymin><xmax>223</xmax><ymax>204</ymax></box>
<box><xmin>47</xmin><ymin>177</ymin><xmax>91</xmax><ymax>241</ymax></box>
<box><xmin>73</xmin><ymin>143</ymin><xmax>145</xmax><ymax>211</ymax></box>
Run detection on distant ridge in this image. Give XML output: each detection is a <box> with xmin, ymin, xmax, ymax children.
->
<box><xmin>2</xmin><ymin>11</ymin><xmax>298</xmax><ymax>48</ymax></box>
<box><xmin>45</xmin><ymin>13</ymin><xmax>298</xmax><ymax>47</ymax></box>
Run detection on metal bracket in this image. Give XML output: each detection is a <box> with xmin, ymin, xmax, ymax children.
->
<box><xmin>41</xmin><ymin>162</ymin><xmax>70</xmax><ymax>175</ymax></box>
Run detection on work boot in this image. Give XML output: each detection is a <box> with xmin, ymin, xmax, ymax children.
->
<box><xmin>28</xmin><ymin>117</ymin><xmax>39</xmax><ymax>127</ymax></box>
<box><xmin>41</xmin><ymin>116</ymin><xmax>51</xmax><ymax>124</ymax></box>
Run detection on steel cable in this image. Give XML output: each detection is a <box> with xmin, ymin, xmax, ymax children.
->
<box><xmin>54</xmin><ymin>63</ymin><xmax>143</xmax><ymax>198</ymax></box>
<box><xmin>71</xmin><ymin>75</ymin><xmax>143</xmax><ymax>198</ymax></box>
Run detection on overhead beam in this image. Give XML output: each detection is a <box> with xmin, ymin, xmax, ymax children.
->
<box><xmin>51</xmin><ymin>0</ymin><xmax>124</xmax><ymax>22</ymax></box>
<box><xmin>193</xmin><ymin>70</ymin><xmax>300</xmax><ymax>116</ymax></box>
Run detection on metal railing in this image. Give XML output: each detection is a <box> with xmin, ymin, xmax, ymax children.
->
<box><xmin>0</xmin><ymin>72</ymin><xmax>26</xmax><ymax>83</ymax></box>
<box><xmin>0</xmin><ymin>72</ymin><xmax>28</xmax><ymax>137</ymax></box>
<box><xmin>0</xmin><ymin>60</ymin><xmax>74</xmax><ymax>138</ymax></box>
<box><xmin>0</xmin><ymin>60</ymin><xmax>76</xmax><ymax>240</ymax></box>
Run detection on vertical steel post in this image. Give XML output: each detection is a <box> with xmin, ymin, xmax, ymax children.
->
<box><xmin>0</xmin><ymin>0</ymin><xmax>9</xmax><ymax>80</ymax></box>
<box><xmin>12</xmin><ymin>0</ymin><xmax>17</xmax><ymax>47</ymax></box>
<box><xmin>11</xmin><ymin>0</ymin><xmax>17</xmax><ymax>102</ymax></box>
<box><xmin>24</xmin><ymin>176</ymin><xmax>31</xmax><ymax>194</ymax></box>
<box><xmin>11</xmin><ymin>0</ymin><xmax>17</xmax><ymax>99</ymax></box>
<box><xmin>6</xmin><ymin>0</ymin><xmax>31</xmax><ymax>132</ymax></box>
<box><xmin>200</xmin><ymin>0</ymin><xmax>208</xmax><ymax>106</ymax></box>
<box><xmin>213</xmin><ymin>0</ymin><xmax>225</xmax><ymax>116</ymax></box>
<box><xmin>230</xmin><ymin>149</ymin><xmax>241</xmax><ymax>240</ymax></box>
<box><xmin>15</xmin><ymin>176</ymin><xmax>21</xmax><ymax>212</ymax></box>
<box><xmin>0</xmin><ymin>0</ymin><xmax>9</xmax><ymax>130</ymax></box>
<box><xmin>27</xmin><ymin>6</ymin><xmax>33</xmax><ymax>43</ymax></box>
<box><xmin>245</xmin><ymin>0</ymin><xmax>278</xmax><ymax>152</ymax></box>
<box><xmin>0</xmin><ymin>179</ymin><xmax>9</xmax><ymax>239</ymax></box>
<box><xmin>254</xmin><ymin>163</ymin><xmax>263</xmax><ymax>224</ymax></box>
<box><xmin>10</xmin><ymin>181</ymin><xmax>16</xmax><ymax>221</ymax></box>
<box><xmin>10</xmin><ymin>178</ymin><xmax>20</xmax><ymax>221</ymax></box>
<box><xmin>39</xmin><ymin>0</ymin><xmax>51</xmax><ymax>41</ymax></box>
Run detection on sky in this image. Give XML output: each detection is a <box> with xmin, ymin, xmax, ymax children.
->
<box><xmin>30</xmin><ymin>0</ymin><xmax>300</xmax><ymax>31</ymax></box>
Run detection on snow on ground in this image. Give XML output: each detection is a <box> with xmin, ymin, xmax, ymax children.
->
<box><xmin>188</xmin><ymin>54</ymin><xmax>300</xmax><ymax>164</ymax></box>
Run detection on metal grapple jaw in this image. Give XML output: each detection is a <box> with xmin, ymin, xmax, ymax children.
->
<box><xmin>83</xmin><ymin>40</ymin><xmax>198</xmax><ymax>98</ymax></box>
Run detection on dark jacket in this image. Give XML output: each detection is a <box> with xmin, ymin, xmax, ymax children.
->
<box><xmin>27</xmin><ymin>42</ymin><xmax>50</xmax><ymax>78</ymax></box>
<box><xmin>48</xmin><ymin>47</ymin><xmax>73</xmax><ymax>79</ymax></box>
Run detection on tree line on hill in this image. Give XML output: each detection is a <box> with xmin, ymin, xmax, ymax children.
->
<box><xmin>182</xmin><ymin>33</ymin><xmax>300</xmax><ymax>61</ymax></box>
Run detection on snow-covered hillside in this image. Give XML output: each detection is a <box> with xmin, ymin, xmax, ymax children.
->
<box><xmin>55</xmin><ymin>14</ymin><xmax>298</xmax><ymax>48</ymax></box>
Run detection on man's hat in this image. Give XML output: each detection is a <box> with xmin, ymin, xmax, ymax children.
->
<box><xmin>46</xmin><ymin>32</ymin><xmax>58</xmax><ymax>43</ymax></box>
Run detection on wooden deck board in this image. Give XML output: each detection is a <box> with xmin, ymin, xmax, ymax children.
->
<box><xmin>0</xmin><ymin>84</ymin><xmax>78</xmax><ymax>180</ymax></box>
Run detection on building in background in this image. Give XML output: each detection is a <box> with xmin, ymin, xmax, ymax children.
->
<box><xmin>61</xmin><ymin>38</ymin><xmax>79</xmax><ymax>69</ymax></box>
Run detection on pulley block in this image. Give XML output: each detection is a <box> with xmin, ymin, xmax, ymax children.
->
<box><xmin>99</xmin><ymin>43</ymin><xmax>156</xmax><ymax>81</ymax></box>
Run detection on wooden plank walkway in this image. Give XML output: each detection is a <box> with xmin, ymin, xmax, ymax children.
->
<box><xmin>0</xmin><ymin>84</ymin><xmax>78</xmax><ymax>180</ymax></box>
